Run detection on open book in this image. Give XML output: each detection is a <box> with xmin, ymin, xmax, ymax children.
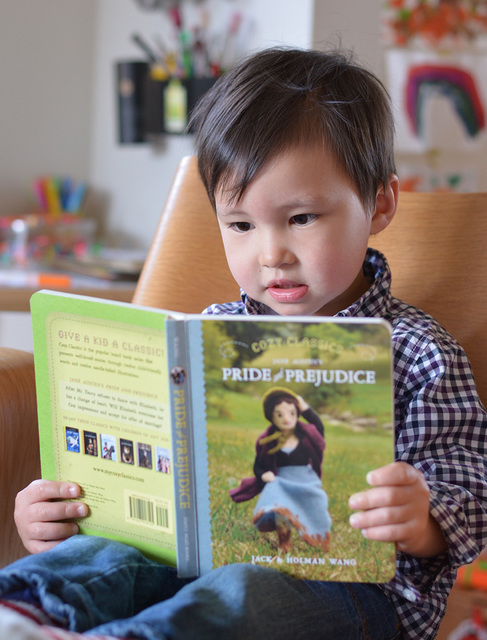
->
<box><xmin>31</xmin><ymin>290</ymin><xmax>396</xmax><ymax>582</ymax></box>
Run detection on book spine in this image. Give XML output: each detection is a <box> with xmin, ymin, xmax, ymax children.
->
<box><xmin>166</xmin><ymin>318</ymin><xmax>199</xmax><ymax>577</ymax></box>
<box><xmin>186</xmin><ymin>320</ymin><xmax>212</xmax><ymax>574</ymax></box>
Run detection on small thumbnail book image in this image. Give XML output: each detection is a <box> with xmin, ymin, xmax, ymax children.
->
<box><xmin>83</xmin><ymin>430</ymin><xmax>98</xmax><ymax>456</ymax></box>
<box><xmin>65</xmin><ymin>426</ymin><xmax>80</xmax><ymax>453</ymax></box>
<box><xmin>200</xmin><ymin>318</ymin><xmax>395</xmax><ymax>582</ymax></box>
<box><xmin>101</xmin><ymin>433</ymin><xmax>117</xmax><ymax>461</ymax></box>
<box><xmin>120</xmin><ymin>438</ymin><xmax>135</xmax><ymax>465</ymax></box>
<box><xmin>137</xmin><ymin>442</ymin><xmax>153</xmax><ymax>469</ymax></box>
<box><xmin>156</xmin><ymin>447</ymin><xmax>171</xmax><ymax>474</ymax></box>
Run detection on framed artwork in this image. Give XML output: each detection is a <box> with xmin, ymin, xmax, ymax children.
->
<box><xmin>385</xmin><ymin>48</ymin><xmax>487</xmax><ymax>152</ymax></box>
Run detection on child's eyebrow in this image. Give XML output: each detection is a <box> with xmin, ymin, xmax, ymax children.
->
<box><xmin>217</xmin><ymin>195</ymin><xmax>331</xmax><ymax>217</ymax></box>
<box><xmin>279</xmin><ymin>195</ymin><xmax>331</xmax><ymax>211</ymax></box>
<box><xmin>216</xmin><ymin>208</ymin><xmax>245</xmax><ymax>218</ymax></box>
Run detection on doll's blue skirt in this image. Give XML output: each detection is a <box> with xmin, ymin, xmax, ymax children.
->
<box><xmin>253</xmin><ymin>464</ymin><xmax>332</xmax><ymax>548</ymax></box>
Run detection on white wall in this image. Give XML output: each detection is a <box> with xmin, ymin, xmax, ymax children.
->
<box><xmin>0</xmin><ymin>0</ymin><xmax>96</xmax><ymax>215</ymax></box>
<box><xmin>312</xmin><ymin>0</ymin><xmax>384</xmax><ymax>72</ymax></box>
<box><xmin>89</xmin><ymin>0</ymin><xmax>315</xmax><ymax>249</ymax></box>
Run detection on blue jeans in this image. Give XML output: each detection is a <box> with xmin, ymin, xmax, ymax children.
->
<box><xmin>0</xmin><ymin>536</ymin><xmax>401</xmax><ymax>639</ymax></box>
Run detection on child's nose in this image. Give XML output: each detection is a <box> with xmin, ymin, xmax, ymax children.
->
<box><xmin>258</xmin><ymin>235</ymin><xmax>295</xmax><ymax>269</ymax></box>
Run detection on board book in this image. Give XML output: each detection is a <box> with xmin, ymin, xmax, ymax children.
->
<box><xmin>31</xmin><ymin>290</ymin><xmax>396</xmax><ymax>582</ymax></box>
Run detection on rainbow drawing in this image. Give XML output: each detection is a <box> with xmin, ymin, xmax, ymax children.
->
<box><xmin>405</xmin><ymin>64</ymin><xmax>485</xmax><ymax>139</ymax></box>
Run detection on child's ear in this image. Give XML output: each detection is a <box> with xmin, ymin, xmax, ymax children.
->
<box><xmin>370</xmin><ymin>174</ymin><xmax>399</xmax><ymax>235</ymax></box>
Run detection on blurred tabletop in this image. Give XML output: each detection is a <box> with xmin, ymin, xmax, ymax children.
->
<box><xmin>0</xmin><ymin>249</ymin><xmax>145</xmax><ymax>311</ymax></box>
<box><xmin>0</xmin><ymin>276</ymin><xmax>136</xmax><ymax>312</ymax></box>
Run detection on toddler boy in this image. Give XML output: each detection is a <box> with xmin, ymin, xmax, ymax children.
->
<box><xmin>5</xmin><ymin>47</ymin><xmax>487</xmax><ymax>640</ymax></box>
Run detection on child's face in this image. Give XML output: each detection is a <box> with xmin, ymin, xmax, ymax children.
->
<box><xmin>272</xmin><ymin>401</ymin><xmax>298</xmax><ymax>432</ymax></box>
<box><xmin>215</xmin><ymin>145</ymin><xmax>394</xmax><ymax>316</ymax></box>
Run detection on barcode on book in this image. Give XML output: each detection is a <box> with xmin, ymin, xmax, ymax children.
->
<box><xmin>124</xmin><ymin>490</ymin><xmax>173</xmax><ymax>533</ymax></box>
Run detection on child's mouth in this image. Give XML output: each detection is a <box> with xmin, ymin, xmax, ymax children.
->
<box><xmin>267</xmin><ymin>281</ymin><xmax>308</xmax><ymax>303</ymax></box>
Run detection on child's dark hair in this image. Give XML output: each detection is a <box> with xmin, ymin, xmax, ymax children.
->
<box><xmin>190</xmin><ymin>46</ymin><xmax>396</xmax><ymax>213</ymax></box>
<box><xmin>262</xmin><ymin>388</ymin><xmax>301</xmax><ymax>424</ymax></box>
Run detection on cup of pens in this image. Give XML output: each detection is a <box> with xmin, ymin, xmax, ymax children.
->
<box><xmin>0</xmin><ymin>176</ymin><xmax>96</xmax><ymax>267</ymax></box>
<box><xmin>122</xmin><ymin>8</ymin><xmax>246</xmax><ymax>139</ymax></box>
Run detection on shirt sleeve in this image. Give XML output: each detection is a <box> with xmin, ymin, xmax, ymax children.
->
<box><xmin>393</xmin><ymin>325</ymin><xmax>487</xmax><ymax>579</ymax></box>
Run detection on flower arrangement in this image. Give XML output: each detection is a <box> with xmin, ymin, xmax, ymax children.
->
<box><xmin>384</xmin><ymin>0</ymin><xmax>487</xmax><ymax>47</ymax></box>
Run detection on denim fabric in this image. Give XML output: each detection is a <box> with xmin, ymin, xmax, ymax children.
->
<box><xmin>0</xmin><ymin>536</ymin><xmax>402</xmax><ymax>640</ymax></box>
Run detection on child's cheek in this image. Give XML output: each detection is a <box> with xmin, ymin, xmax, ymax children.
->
<box><xmin>231</xmin><ymin>256</ymin><xmax>255</xmax><ymax>289</ymax></box>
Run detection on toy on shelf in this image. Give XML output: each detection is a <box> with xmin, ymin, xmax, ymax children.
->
<box><xmin>0</xmin><ymin>176</ymin><xmax>95</xmax><ymax>268</ymax></box>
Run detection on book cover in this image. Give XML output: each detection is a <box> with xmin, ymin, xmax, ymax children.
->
<box><xmin>31</xmin><ymin>290</ymin><xmax>180</xmax><ymax>568</ymax></box>
<box><xmin>31</xmin><ymin>290</ymin><xmax>395</xmax><ymax>582</ymax></box>
<box><xmin>190</xmin><ymin>317</ymin><xmax>396</xmax><ymax>582</ymax></box>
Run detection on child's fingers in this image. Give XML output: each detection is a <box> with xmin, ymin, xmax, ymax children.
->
<box><xmin>33</xmin><ymin>499</ymin><xmax>88</xmax><ymax>523</ymax></box>
<box><xmin>349</xmin><ymin>483</ymin><xmax>418</xmax><ymax>511</ymax></box>
<box><xmin>14</xmin><ymin>480</ymin><xmax>88</xmax><ymax>554</ymax></box>
<box><xmin>349</xmin><ymin>502</ymin><xmax>418</xmax><ymax>531</ymax></box>
<box><xmin>355</xmin><ymin>522</ymin><xmax>412</xmax><ymax>544</ymax></box>
<box><xmin>348</xmin><ymin>462</ymin><xmax>427</xmax><ymax>510</ymax></box>
<box><xmin>15</xmin><ymin>501</ymin><xmax>87</xmax><ymax>554</ymax></box>
<box><xmin>348</xmin><ymin>462</ymin><xmax>435</xmax><ymax>553</ymax></box>
<box><xmin>350</xmin><ymin>503</ymin><xmax>403</xmax><ymax>527</ymax></box>
<box><xmin>27</xmin><ymin>523</ymin><xmax>81</xmax><ymax>554</ymax></box>
<box><xmin>16</xmin><ymin>479</ymin><xmax>81</xmax><ymax>508</ymax></box>
<box><xmin>365</xmin><ymin>461</ymin><xmax>421</xmax><ymax>487</ymax></box>
<box><xmin>30</xmin><ymin>521</ymin><xmax>80</xmax><ymax>546</ymax></box>
<box><xmin>349</xmin><ymin>496</ymin><xmax>428</xmax><ymax>548</ymax></box>
<box><xmin>347</xmin><ymin>463</ymin><xmax>446</xmax><ymax>557</ymax></box>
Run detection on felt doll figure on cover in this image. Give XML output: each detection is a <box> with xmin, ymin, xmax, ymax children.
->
<box><xmin>230</xmin><ymin>388</ymin><xmax>332</xmax><ymax>552</ymax></box>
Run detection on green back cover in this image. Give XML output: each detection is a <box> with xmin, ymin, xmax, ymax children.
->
<box><xmin>31</xmin><ymin>290</ymin><xmax>177</xmax><ymax>566</ymax></box>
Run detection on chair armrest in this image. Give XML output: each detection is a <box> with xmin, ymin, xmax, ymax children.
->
<box><xmin>0</xmin><ymin>347</ymin><xmax>40</xmax><ymax>567</ymax></box>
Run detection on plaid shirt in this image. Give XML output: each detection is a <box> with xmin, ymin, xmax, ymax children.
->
<box><xmin>203</xmin><ymin>248</ymin><xmax>487</xmax><ymax>640</ymax></box>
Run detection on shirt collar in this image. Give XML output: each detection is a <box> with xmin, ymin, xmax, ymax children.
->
<box><xmin>241</xmin><ymin>248</ymin><xmax>392</xmax><ymax>319</ymax></box>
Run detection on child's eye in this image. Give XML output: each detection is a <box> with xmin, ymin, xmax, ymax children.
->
<box><xmin>229</xmin><ymin>221</ymin><xmax>253</xmax><ymax>233</ymax></box>
<box><xmin>290</xmin><ymin>214</ymin><xmax>316</xmax><ymax>226</ymax></box>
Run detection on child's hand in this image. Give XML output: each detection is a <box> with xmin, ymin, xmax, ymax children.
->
<box><xmin>261</xmin><ymin>471</ymin><xmax>276</xmax><ymax>483</ymax></box>
<box><xmin>348</xmin><ymin>462</ymin><xmax>447</xmax><ymax>558</ymax></box>
<box><xmin>14</xmin><ymin>480</ymin><xmax>89</xmax><ymax>554</ymax></box>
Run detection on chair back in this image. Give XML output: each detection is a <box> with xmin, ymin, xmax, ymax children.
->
<box><xmin>372</xmin><ymin>191</ymin><xmax>487</xmax><ymax>405</ymax></box>
<box><xmin>133</xmin><ymin>156</ymin><xmax>487</xmax><ymax>405</ymax></box>
<box><xmin>133</xmin><ymin>155</ymin><xmax>239</xmax><ymax>313</ymax></box>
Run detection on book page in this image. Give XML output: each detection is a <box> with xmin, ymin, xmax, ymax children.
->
<box><xmin>34</xmin><ymin>295</ymin><xmax>177</xmax><ymax>566</ymax></box>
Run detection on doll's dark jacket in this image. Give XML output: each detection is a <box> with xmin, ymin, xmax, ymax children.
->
<box><xmin>229</xmin><ymin>408</ymin><xmax>325</xmax><ymax>503</ymax></box>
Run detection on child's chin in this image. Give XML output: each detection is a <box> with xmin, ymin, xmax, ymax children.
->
<box><xmin>268</xmin><ymin>303</ymin><xmax>309</xmax><ymax>317</ymax></box>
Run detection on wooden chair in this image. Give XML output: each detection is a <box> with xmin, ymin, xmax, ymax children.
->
<box><xmin>133</xmin><ymin>155</ymin><xmax>240</xmax><ymax>313</ymax></box>
<box><xmin>0</xmin><ymin>347</ymin><xmax>40</xmax><ymax>567</ymax></box>
<box><xmin>1</xmin><ymin>155</ymin><xmax>486</xmax><ymax>639</ymax></box>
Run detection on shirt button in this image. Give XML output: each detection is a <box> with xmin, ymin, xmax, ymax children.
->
<box><xmin>403</xmin><ymin>588</ymin><xmax>418</xmax><ymax>602</ymax></box>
